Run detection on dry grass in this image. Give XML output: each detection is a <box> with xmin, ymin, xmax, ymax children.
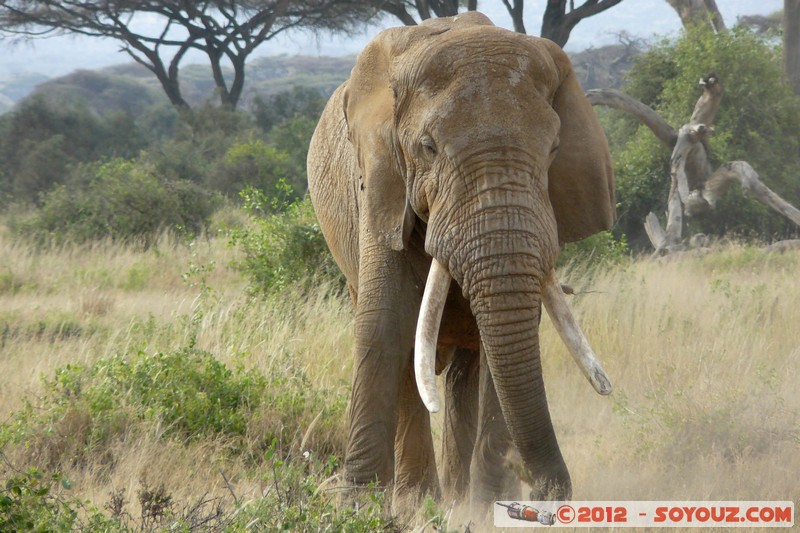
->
<box><xmin>0</xmin><ymin>232</ymin><xmax>246</xmax><ymax>417</ymax></box>
<box><xmin>0</xmin><ymin>228</ymin><xmax>356</xmax><ymax>524</ymax></box>
<box><xmin>1</xmin><ymin>227</ymin><xmax>799</xmax><ymax>529</ymax></box>
<box><xmin>544</xmin><ymin>247</ymin><xmax>800</xmax><ymax>504</ymax></box>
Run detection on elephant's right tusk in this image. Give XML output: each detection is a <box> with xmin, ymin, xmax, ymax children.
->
<box><xmin>542</xmin><ymin>270</ymin><xmax>613</xmax><ymax>396</ymax></box>
<box><xmin>415</xmin><ymin>258</ymin><xmax>451</xmax><ymax>413</ymax></box>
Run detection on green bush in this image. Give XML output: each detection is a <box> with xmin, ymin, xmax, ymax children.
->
<box><xmin>1</xmin><ymin>345</ymin><xmax>348</xmax><ymax>468</ymax></box>
<box><xmin>16</xmin><ymin>158</ymin><xmax>218</xmax><ymax>245</ymax></box>
<box><xmin>269</xmin><ymin>114</ymin><xmax>319</xmax><ymax>183</ymax></box>
<box><xmin>0</xmin><ymin>454</ymin><xmax>401</xmax><ymax>532</ymax></box>
<box><xmin>229</xmin><ymin>184</ymin><xmax>344</xmax><ymax>295</ymax></box>
<box><xmin>212</xmin><ymin>137</ymin><xmax>302</xmax><ymax>198</ymax></box>
<box><xmin>608</xmin><ymin>26</ymin><xmax>800</xmax><ymax>248</ymax></box>
<box><xmin>232</xmin><ymin>447</ymin><xmax>398</xmax><ymax>532</ymax></box>
<box><xmin>558</xmin><ymin>230</ymin><xmax>630</xmax><ymax>267</ymax></box>
<box><xmin>143</xmin><ymin>104</ymin><xmax>251</xmax><ymax>187</ymax></box>
<box><xmin>0</xmin><ymin>467</ymin><xmax>78</xmax><ymax>533</ymax></box>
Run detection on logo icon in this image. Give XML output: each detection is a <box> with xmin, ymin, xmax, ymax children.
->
<box><xmin>496</xmin><ymin>502</ymin><xmax>556</xmax><ymax>525</ymax></box>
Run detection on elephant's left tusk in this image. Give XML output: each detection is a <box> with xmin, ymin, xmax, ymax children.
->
<box><xmin>542</xmin><ymin>270</ymin><xmax>613</xmax><ymax>396</ymax></box>
<box><xmin>415</xmin><ymin>258</ymin><xmax>451</xmax><ymax>413</ymax></box>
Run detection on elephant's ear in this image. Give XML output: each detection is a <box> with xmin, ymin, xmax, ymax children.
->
<box><xmin>343</xmin><ymin>28</ymin><xmax>414</xmax><ymax>252</ymax></box>
<box><xmin>545</xmin><ymin>43</ymin><xmax>616</xmax><ymax>244</ymax></box>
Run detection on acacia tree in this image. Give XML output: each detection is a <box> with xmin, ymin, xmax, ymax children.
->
<box><xmin>377</xmin><ymin>0</ymin><xmax>470</xmax><ymax>26</ymax></box>
<box><xmin>0</xmin><ymin>0</ymin><xmax>375</xmax><ymax>110</ymax></box>
<box><xmin>378</xmin><ymin>0</ymin><xmax>624</xmax><ymax>47</ymax></box>
<box><xmin>540</xmin><ymin>0</ymin><xmax>624</xmax><ymax>46</ymax></box>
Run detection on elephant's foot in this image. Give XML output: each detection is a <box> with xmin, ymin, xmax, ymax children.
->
<box><xmin>390</xmin><ymin>481</ymin><xmax>439</xmax><ymax>522</ymax></box>
<box><xmin>524</xmin><ymin>462</ymin><xmax>572</xmax><ymax>502</ymax></box>
<box><xmin>468</xmin><ymin>433</ymin><xmax>522</xmax><ymax>509</ymax></box>
<box><xmin>503</xmin><ymin>446</ymin><xmax>572</xmax><ymax>501</ymax></box>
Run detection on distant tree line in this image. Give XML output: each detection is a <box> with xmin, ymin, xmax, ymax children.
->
<box><xmin>0</xmin><ymin>0</ymin><xmax>374</xmax><ymax>110</ymax></box>
<box><xmin>0</xmin><ymin>83</ymin><xmax>327</xmax><ymax>245</ymax></box>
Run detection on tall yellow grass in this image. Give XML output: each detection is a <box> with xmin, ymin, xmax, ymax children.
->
<box><xmin>546</xmin><ymin>248</ymin><xmax>800</xmax><ymax>504</ymax></box>
<box><xmin>1</xmin><ymin>227</ymin><xmax>798</xmax><ymax>527</ymax></box>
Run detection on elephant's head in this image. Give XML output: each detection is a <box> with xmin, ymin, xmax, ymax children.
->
<box><xmin>343</xmin><ymin>12</ymin><xmax>615</xmax><ymax>498</ymax></box>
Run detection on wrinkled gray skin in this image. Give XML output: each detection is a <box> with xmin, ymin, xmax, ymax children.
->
<box><xmin>306</xmin><ymin>12</ymin><xmax>615</xmax><ymax>512</ymax></box>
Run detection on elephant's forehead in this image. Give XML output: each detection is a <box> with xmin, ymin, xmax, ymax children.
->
<box><xmin>412</xmin><ymin>61</ymin><xmax>557</xmax><ymax>136</ymax></box>
<box><xmin>403</xmin><ymin>27</ymin><xmax>558</xmax><ymax>97</ymax></box>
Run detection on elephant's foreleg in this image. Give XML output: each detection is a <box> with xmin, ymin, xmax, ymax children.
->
<box><xmin>345</xmin><ymin>249</ymin><xmax>419</xmax><ymax>487</ymax></box>
<box><xmin>440</xmin><ymin>347</ymin><xmax>479</xmax><ymax>503</ymax></box>
<box><xmin>393</xmin><ymin>352</ymin><xmax>440</xmax><ymax>509</ymax></box>
<box><xmin>469</xmin><ymin>344</ymin><xmax>519</xmax><ymax>508</ymax></box>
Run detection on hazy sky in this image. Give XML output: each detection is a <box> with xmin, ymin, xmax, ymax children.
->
<box><xmin>0</xmin><ymin>0</ymin><xmax>783</xmax><ymax>77</ymax></box>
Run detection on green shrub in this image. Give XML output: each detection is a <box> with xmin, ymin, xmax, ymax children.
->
<box><xmin>0</xmin><ymin>453</ymin><xmax>401</xmax><ymax>532</ymax></box>
<box><xmin>230</xmin><ymin>446</ymin><xmax>398</xmax><ymax>532</ymax></box>
<box><xmin>269</xmin><ymin>114</ymin><xmax>319</xmax><ymax>182</ymax></box>
<box><xmin>142</xmin><ymin>104</ymin><xmax>251</xmax><ymax>187</ymax></box>
<box><xmin>229</xmin><ymin>184</ymin><xmax>343</xmax><ymax>295</ymax></box>
<box><xmin>12</xmin><ymin>135</ymin><xmax>72</xmax><ymax>202</ymax></box>
<box><xmin>16</xmin><ymin>158</ymin><xmax>218</xmax><ymax>245</ymax></box>
<box><xmin>212</xmin><ymin>137</ymin><xmax>302</xmax><ymax>198</ymax></box>
<box><xmin>608</xmin><ymin>26</ymin><xmax>800</xmax><ymax>249</ymax></box>
<box><xmin>0</xmin><ymin>466</ymin><xmax>78</xmax><ymax>533</ymax></box>
<box><xmin>1</xmin><ymin>345</ymin><xmax>348</xmax><ymax>468</ymax></box>
<box><xmin>558</xmin><ymin>230</ymin><xmax>630</xmax><ymax>267</ymax></box>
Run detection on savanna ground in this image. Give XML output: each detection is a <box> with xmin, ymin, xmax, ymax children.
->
<box><xmin>1</xmin><ymin>218</ymin><xmax>798</xmax><ymax>531</ymax></box>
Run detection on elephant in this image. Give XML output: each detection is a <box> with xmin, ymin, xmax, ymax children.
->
<box><xmin>306</xmin><ymin>12</ymin><xmax>615</xmax><ymax>513</ymax></box>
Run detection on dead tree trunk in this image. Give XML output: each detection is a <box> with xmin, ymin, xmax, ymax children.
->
<box><xmin>589</xmin><ymin>73</ymin><xmax>800</xmax><ymax>255</ymax></box>
<box><xmin>667</xmin><ymin>0</ymin><xmax>726</xmax><ymax>32</ymax></box>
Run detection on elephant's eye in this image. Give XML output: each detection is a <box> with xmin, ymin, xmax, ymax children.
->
<box><xmin>421</xmin><ymin>135</ymin><xmax>437</xmax><ymax>157</ymax></box>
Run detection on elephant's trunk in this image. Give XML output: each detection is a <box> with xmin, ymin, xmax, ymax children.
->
<box><xmin>465</xmin><ymin>242</ymin><xmax>571</xmax><ymax>498</ymax></box>
<box><xmin>417</xmin><ymin>188</ymin><xmax>571</xmax><ymax>493</ymax></box>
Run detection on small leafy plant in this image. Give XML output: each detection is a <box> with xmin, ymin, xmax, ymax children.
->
<box><xmin>229</xmin><ymin>182</ymin><xmax>343</xmax><ymax>296</ymax></box>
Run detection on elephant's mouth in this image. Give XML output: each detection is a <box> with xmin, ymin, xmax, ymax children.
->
<box><xmin>414</xmin><ymin>259</ymin><xmax>612</xmax><ymax>413</ymax></box>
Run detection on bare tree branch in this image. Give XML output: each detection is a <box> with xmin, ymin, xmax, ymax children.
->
<box><xmin>694</xmin><ymin>162</ymin><xmax>800</xmax><ymax>226</ymax></box>
<box><xmin>586</xmin><ymin>88</ymin><xmax>678</xmax><ymax>147</ymax></box>
<box><xmin>501</xmin><ymin>0</ymin><xmax>526</xmax><ymax>34</ymax></box>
